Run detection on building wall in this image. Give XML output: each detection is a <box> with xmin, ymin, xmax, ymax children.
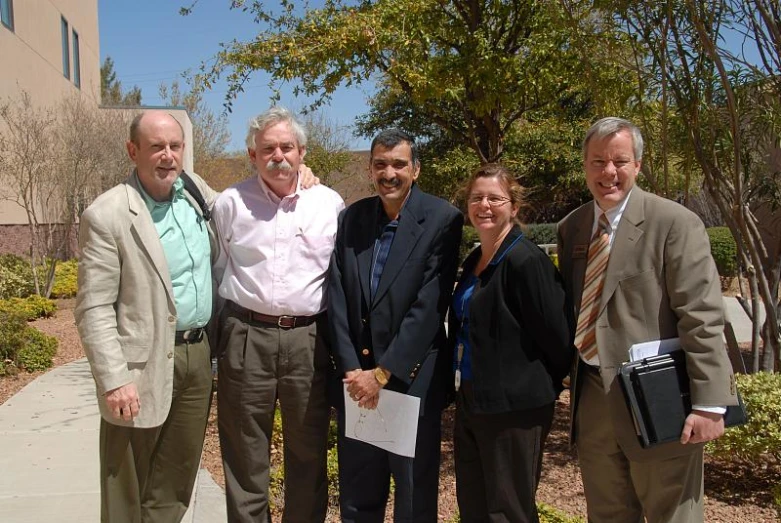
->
<box><xmin>0</xmin><ymin>0</ymin><xmax>101</xmax><ymax>104</ymax></box>
<box><xmin>0</xmin><ymin>0</ymin><xmax>193</xmax><ymax>251</ymax></box>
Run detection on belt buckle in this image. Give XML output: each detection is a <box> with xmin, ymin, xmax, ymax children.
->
<box><xmin>182</xmin><ymin>328</ymin><xmax>202</xmax><ymax>342</ymax></box>
<box><xmin>277</xmin><ymin>315</ymin><xmax>296</xmax><ymax>329</ymax></box>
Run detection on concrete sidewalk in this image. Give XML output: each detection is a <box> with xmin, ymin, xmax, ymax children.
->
<box><xmin>0</xmin><ymin>358</ymin><xmax>226</xmax><ymax>523</ymax></box>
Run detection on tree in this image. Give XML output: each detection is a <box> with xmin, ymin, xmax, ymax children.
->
<box><xmin>196</xmin><ymin>0</ymin><xmax>629</xmax><ymax>163</ymax></box>
<box><xmin>0</xmin><ymin>92</ymin><xmax>134</xmax><ymax>297</ymax></box>
<box><xmin>299</xmin><ymin>110</ymin><xmax>351</xmax><ymax>185</ymax></box>
<box><xmin>611</xmin><ymin>0</ymin><xmax>781</xmax><ymax>371</ymax></box>
<box><xmin>101</xmin><ymin>56</ymin><xmax>142</xmax><ymax>106</ymax></box>
<box><xmin>158</xmin><ymin>80</ymin><xmax>230</xmax><ymax>173</ymax></box>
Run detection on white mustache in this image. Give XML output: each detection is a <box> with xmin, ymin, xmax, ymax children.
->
<box><xmin>267</xmin><ymin>160</ymin><xmax>293</xmax><ymax>171</ymax></box>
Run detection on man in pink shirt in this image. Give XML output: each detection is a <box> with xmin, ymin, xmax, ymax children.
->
<box><xmin>212</xmin><ymin>107</ymin><xmax>344</xmax><ymax>523</ymax></box>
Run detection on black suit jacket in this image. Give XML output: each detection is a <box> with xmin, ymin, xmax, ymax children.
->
<box><xmin>449</xmin><ymin>225</ymin><xmax>574</xmax><ymax>414</ymax></box>
<box><xmin>328</xmin><ymin>184</ymin><xmax>463</xmax><ymax>414</ymax></box>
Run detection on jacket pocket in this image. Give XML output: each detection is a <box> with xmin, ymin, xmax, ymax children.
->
<box><xmin>122</xmin><ymin>344</ymin><xmax>150</xmax><ymax>363</ymax></box>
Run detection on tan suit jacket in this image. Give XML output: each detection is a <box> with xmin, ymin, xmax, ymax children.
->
<box><xmin>557</xmin><ymin>187</ymin><xmax>737</xmax><ymax>462</ymax></box>
<box><xmin>75</xmin><ymin>171</ymin><xmax>217</xmax><ymax>428</ymax></box>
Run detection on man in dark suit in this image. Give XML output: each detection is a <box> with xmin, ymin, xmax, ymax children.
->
<box><xmin>328</xmin><ymin>129</ymin><xmax>463</xmax><ymax>522</ymax></box>
<box><xmin>557</xmin><ymin>117</ymin><xmax>738</xmax><ymax>522</ymax></box>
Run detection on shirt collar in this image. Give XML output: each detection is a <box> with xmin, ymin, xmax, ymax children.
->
<box><xmin>592</xmin><ymin>187</ymin><xmax>634</xmax><ymax>235</ymax></box>
<box><xmin>138</xmin><ymin>172</ymin><xmax>183</xmax><ymax>212</ymax></box>
<box><xmin>257</xmin><ymin>173</ymin><xmax>301</xmax><ymax>205</ymax></box>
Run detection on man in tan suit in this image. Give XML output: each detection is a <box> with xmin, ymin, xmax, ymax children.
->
<box><xmin>557</xmin><ymin>117</ymin><xmax>738</xmax><ymax>523</ymax></box>
<box><xmin>75</xmin><ymin>111</ymin><xmax>217</xmax><ymax>523</ymax></box>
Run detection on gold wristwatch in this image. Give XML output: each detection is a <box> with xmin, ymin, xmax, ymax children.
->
<box><xmin>374</xmin><ymin>367</ymin><xmax>389</xmax><ymax>386</ymax></box>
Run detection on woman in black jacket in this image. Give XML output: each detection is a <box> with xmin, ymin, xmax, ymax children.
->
<box><xmin>450</xmin><ymin>163</ymin><xmax>574</xmax><ymax>522</ymax></box>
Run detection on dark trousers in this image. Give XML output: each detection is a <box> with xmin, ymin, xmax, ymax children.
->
<box><xmin>218</xmin><ymin>309</ymin><xmax>330</xmax><ymax>523</ymax></box>
<box><xmin>100</xmin><ymin>337</ymin><xmax>213</xmax><ymax>523</ymax></box>
<box><xmin>336</xmin><ymin>406</ymin><xmax>442</xmax><ymax>523</ymax></box>
<box><xmin>454</xmin><ymin>386</ymin><xmax>554</xmax><ymax>523</ymax></box>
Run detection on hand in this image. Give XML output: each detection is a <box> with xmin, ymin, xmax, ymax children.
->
<box><xmin>105</xmin><ymin>383</ymin><xmax>141</xmax><ymax>421</ymax></box>
<box><xmin>680</xmin><ymin>410</ymin><xmax>724</xmax><ymax>444</ymax></box>
<box><xmin>344</xmin><ymin>369</ymin><xmax>382</xmax><ymax>409</ymax></box>
<box><xmin>298</xmin><ymin>164</ymin><xmax>320</xmax><ymax>189</ymax></box>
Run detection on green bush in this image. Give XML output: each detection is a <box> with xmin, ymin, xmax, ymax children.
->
<box><xmin>51</xmin><ymin>259</ymin><xmax>78</xmax><ymax>298</ymax></box>
<box><xmin>0</xmin><ymin>254</ymin><xmax>35</xmax><ymax>299</ymax></box>
<box><xmin>0</xmin><ymin>295</ymin><xmax>57</xmax><ymax>321</ymax></box>
<box><xmin>17</xmin><ymin>327</ymin><xmax>58</xmax><ymax>372</ymax></box>
<box><xmin>706</xmin><ymin>372</ymin><xmax>781</xmax><ymax>463</ymax></box>
<box><xmin>706</xmin><ymin>227</ymin><xmax>738</xmax><ymax>277</ymax></box>
<box><xmin>460</xmin><ymin>225</ymin><xmax>480</xmax><ymax>262</ymax></box>
<box><xmin>525</xmin><ymin>223</ymin><xmax>558</xmax><ymax>246</ymax></box>
<box><xmin>0</xmin><ymin>309</ymin><xmax>57</xmax><ymax>374</ymax></box>
<box><xmin>539</xmin><ymin>504</ymin><xmax>585</xmax><ymax>523</ymax></box>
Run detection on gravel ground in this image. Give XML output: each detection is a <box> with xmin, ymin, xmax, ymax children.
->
<box><xmin>2</xmin><ymin>300</ymin><xmax>778</xmax><ymax>522</ymax></box>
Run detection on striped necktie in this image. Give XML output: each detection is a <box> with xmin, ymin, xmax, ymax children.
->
<box><xmin>574</xmin><ymin>213</ymin><xmax>611</xmax><ymax>362</ymax></box>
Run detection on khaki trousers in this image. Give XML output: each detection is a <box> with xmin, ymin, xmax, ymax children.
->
<box><xmin>100</xmin><ymin>337</ymin><xmax>213</xmax><ymax>523</ymax></box>
<box><xmin>576</xmin><ymin>367</ymin><xmax>704</xmax><ymax>523</ymax></box>
<box><xmin>217</xmin><ymin>309</ymin><xmax>330</xmax><ymax>523</ymax></box>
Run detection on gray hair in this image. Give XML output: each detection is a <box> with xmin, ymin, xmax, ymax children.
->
<box><xmin>370</xmin><ymin>128</ymin><xmax>419</xmax><ymax>166</ymax></box>
<box><xmin>582</xmin><ymin>117</ymin><xmax>643</xmax><ymax>161</ymax></box>
<box><xmin>245</xmin><ymin>107</ymin><xmax>307</xmax><ymax>150</ymax></box>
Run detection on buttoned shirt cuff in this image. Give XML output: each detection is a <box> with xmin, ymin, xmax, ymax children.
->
<box><xmin>692</xmin><ymin>405</ymin><xmax>727</xmax><ymax>415</ymax></box>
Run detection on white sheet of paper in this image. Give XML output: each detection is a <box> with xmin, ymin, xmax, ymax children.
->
<box><xmin>343</xmin><ymin>384</ymin><xmax>420</xmax><ymax>458</ymax></box>
<box><xmin>628</xmin><ymin>337</ymin><xmax>682</xmax><ymax>361</ymax></box>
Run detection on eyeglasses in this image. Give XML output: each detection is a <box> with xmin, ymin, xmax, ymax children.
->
<box><xmin>467</xmin><ymin>194</ymin><xmax>511</xmax><ymax>207</ymax></box>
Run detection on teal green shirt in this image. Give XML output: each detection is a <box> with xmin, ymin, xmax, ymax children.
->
<box><xmin>139</xmin><ymin>175</ymin><xmax>212</xmax><ymax>330</ymax></box>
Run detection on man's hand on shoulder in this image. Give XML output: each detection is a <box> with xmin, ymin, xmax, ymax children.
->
<box><xmin>299</xmin><ymin>164</ymin><xmax>320</xmax><ymax>189</ymax></box>
<box><xmin>680</xmin><ymin>410</ymin><xmax>725</xmax><ymax>444</ymax></box>
<box><xmin>105</xmin><ymin>383</ymin><xmax>141</xmax><ymax>421</ymax></box>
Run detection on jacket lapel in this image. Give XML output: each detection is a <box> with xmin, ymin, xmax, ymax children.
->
<box><xmin>570</xmin><ymin>207</ymin><xmax>594</xmax><ymax>316</ymax></box>
<box><xmin>125</xmin><ymin>174</ymin><xmax>176</xmax><ymax>311</ymax></box>
<box><xmin>599</xmin><ymin>188</ymin><xmax>646</xmax><ymax>313</ymax></box>
<box><xmin>371</xmin><ymin>185</ymin><xmax>424</xmax><ymax>307</ymax></box>
<box><xmin>357</xmin><ymin>197</ymin><xmax>381</xmax><ymax>310</ymax></box>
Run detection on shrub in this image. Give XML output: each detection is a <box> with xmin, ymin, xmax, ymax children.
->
<box><xmin>0</xmin><ymin>254</ymin><xmax>35</xmax><ymax>299</ymax></box>
<box><xmin>524</xmin><ymin>223</ymin><xmax>558</xmax><ymax>246</ymax></box>
<box><xmin>17</xmin><ymin>327</ymin><xmax>58</xmax><ymax>372</ymax></box>
<box><xmin>707</xmin><ymin>227</ymin><xmax>738</xmax><ymax>277</ymax></box>
<box><xmin>538</xmin><ymin>504</ymin><xmax>585</xmax><ymax>523</ymax></box>
<box><xmin>706</xmin><ymin>372</ymin><xmax>781</xmax><ymax>463</ymax></box>
<box><xmin>0</xmin><ymin>295</ymin><xmax>57</xmax><ymax>321</ymax></box>
<box><xmin>460</xmin><ymin>226</ymin><xmax>480</xmax><ymax>262</ymax></box>
<box><xmin>51</xmin><ymin>259</ymin><xmax>78</xmax><ymax>298</ymax></box>
<box><xmin>0</xmin><ymin>309</ymin><xmax>57</xmax><ymax>374</ymax></box>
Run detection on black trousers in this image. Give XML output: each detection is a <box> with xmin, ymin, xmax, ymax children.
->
<box><xmin>336</xmin><ymin>406</ymin><xmax>442</xmax><ymax>523</ymax></box>
<box><xmin>454</xmin><ymin>387</ymin><xmax>554</xmax><ymax>523</ymax></box>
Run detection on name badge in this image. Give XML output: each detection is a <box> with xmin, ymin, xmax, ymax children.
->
<box><xmin>573</xmin><ymin>244</ymin><xmax>589</xmax><ymax>259</ymax></box>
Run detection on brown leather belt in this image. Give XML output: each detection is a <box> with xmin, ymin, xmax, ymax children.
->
<box><xmin>227</xmin><ymin>301</ymin><xmax>319</xmax><ymax>329</ymax></box>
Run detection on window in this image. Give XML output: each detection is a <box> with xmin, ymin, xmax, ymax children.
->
<box><xmin>61</xmin><ymin>17</ymin><xmax>70</xmax><ymax>80</ymax></box>
<box><xmin>0</xmin><ymin>0</ymin><xmax>13</xmax><ymax>31</ymax></box>
<box><xmin>72</xmin><ymin>30</ymin><xmax>80</xmax><ymax>88</ymax></box>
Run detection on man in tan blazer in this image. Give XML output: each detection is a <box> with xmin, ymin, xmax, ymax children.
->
<box><xmin>557</xmin><ymin>117</ymin><xmax>738</xmax><ymax>523</ymax></box>
<box><xmin>75</xmin><ymin>111</ymin><xmax>218</xmax><ymax>523</ymax></box>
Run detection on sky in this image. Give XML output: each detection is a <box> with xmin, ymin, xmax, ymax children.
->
<box><xmin>97</xmin><ymin>0</ymin><xmax>375</xmax><ymax>152</ymax></box>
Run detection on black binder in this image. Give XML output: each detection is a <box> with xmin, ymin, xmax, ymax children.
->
<box><xmin>619</xmin><ymin>350</ymin><xmax>747</xmax><ymax>448</ymax></box>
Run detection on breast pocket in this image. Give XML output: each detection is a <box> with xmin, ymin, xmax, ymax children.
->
<box><xmin>297</xmin><ymin>235</ymin><xmax>336</xmax><ymax>273</ymax></box>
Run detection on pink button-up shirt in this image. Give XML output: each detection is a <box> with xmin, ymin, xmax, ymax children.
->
<box><xmin>212</xmin><ymin>176</ymin><xmax>344</xmax><ymax>316</ymax></box>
